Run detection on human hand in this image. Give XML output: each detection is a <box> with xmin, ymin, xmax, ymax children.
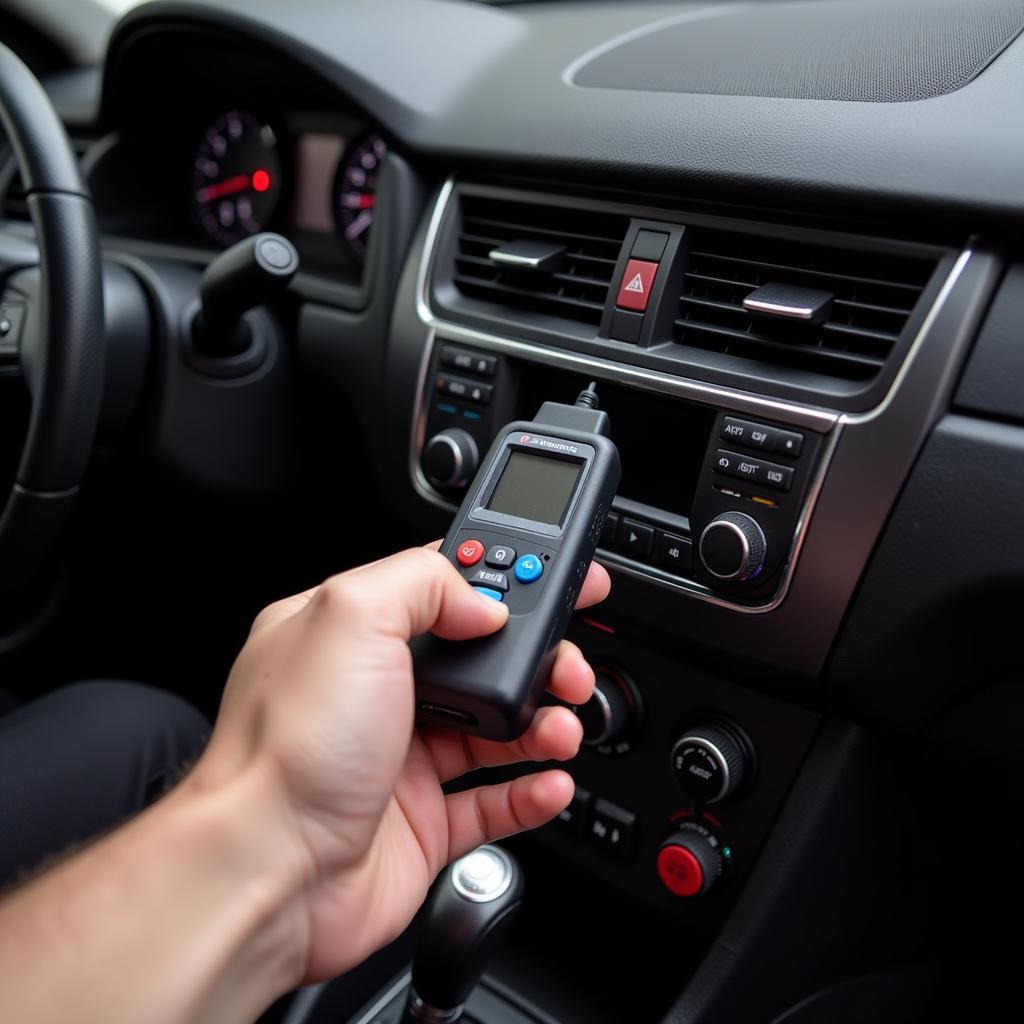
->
<box><xmin>191</xmin><ymin>544</ymin><xmax>610</xmax><ymax>983</ymax></box>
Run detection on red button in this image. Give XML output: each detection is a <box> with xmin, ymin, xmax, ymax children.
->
<box><xmin>616</xmin><ymin>259</ymin><xmax>659</xmax><ymax>312</ymax></box>
<box><xmin>456</xmin><ymin>540</ymin><xmax>485</xmax><ymax>567</ymax></box>
<box><xmin>656</xmin><ymin>844</ymin><xmax>704</xmax><ymax>897</ymax></box>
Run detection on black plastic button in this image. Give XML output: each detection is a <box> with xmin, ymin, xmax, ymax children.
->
<box><xmin>556</xmin><ymin>785</ymin><xmax>592</xmax><ymax>836</ymax></box>
<box><xmin>631</xmin><ymin>229</ymin><xmax>669</xmax><ymax>262</ymax></box>
<box><xmin>589</xmin><ymin>798</ymin><xmax>635</xmax><ymax>860</ymax></box>
<box><xmin>619</xmin><ymin>519</ymin><xmax>654</xmax><ymax>559</ymax></box>
<box><xmin>600</xmin><ymin>511</ymin><xmax>620</xmax><ymax>546</ymax></box>
<box><xmin>655</xmin><ymin>531</ymin><xmax>692</xmax><ymax>575</ymax></box>
<box><xmin>441</xmin><ymin>346</ymin><xmax>497</xmax><ymax>377</ymax></box>
<box><xmin>436</xmin><ymin>374</ymin><xmax>492</xmax><ymax>405</ymax></box>
<box><xmin>485</xmin><ymin>545</ymin><xmax>516</xmax><ymax>569</ymax></box>
<box><xmin>469</xmin><ymin>569</ymin><xmax>509</xmax><ymax>591</ymax></box>
<box><xmin>756</xmin><ymin>461</ymin><xmax>794</xmax><ymax>492</ymax></box>
<box><xmin>774</xmin><ymin>428</ymin><xmax>804</xmax><ymax>457</ymax></box>
<box><xmin>721</xmin><ymin>417</ymin><xmax>776</xmax><ymax>451</ymax></box>
<box><xmin>610</xmin><ymin>308</ymin><xmax>644</xmax><ymax>344</ymax></box>
<box><xmin>713</xmin><ymin>449</ymin><xmax>762</xmax><ymax>484</ymax></box>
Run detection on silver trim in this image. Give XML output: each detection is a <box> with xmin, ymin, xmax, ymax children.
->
<box><xmin>742</xmin><ymin>297</ymin><xmax>816</xmax><ymax>320</ymax></box>
<box><xmin>450</xmin><ymin>844</ymin><xmax>515</xmax><ymax>903</ymax></box>
<box><xmin>698</xmin><ymin>519</ymin><xmax>751</xmax><ymax>581</ymax></box>
<box><xmin>408</xmin><ymin>177</ymin><xmax>974</xmax><ymax>614</ymax></box>
<box><xmin>674</xmin><ymin>735</ymin><xmax>733</xmax><ymax>804</ymax></box>
<box><xmin>581</xmin><ymin>685</ymin><xmax>613</xmax><ymax>746</ymax></box>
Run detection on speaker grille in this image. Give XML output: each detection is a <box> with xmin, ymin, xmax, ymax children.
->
<box><xmin>572</xmin><ymin>2</ymin><xmax>1024</xmax><ymax>103</ymax></box>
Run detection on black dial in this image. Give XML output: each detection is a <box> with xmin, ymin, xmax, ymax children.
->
<box><xmin>334</xmin><ymin>133</ymin><xmax>387</xmax><ymax>262</ymax></box>
<box><xmin>193</xmin><ymin>111</ymin><xmax>282</xmax><ymax>247</ymax></box>
<box><xmin>698</xmin><ymin>511</ymin><xmax>767</xmax><ymax>582</ymax></box>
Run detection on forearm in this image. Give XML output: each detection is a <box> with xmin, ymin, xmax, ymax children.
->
<box><xmin>0</xmin><ymin>762</ymin><xmax>311</xmax><ymax>1024</ymax></box>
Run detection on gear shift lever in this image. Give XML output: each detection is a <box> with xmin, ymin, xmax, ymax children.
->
<box><xmin>404</xmin><ymin>845</ymin><xmax>524</xmax><ymax>1023</ymax></box>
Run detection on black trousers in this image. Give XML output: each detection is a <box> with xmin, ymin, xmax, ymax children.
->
<box><xmin>0</xmin><ymin>681</ymin><xmax>210</xmax><ymax>886</ymax></box>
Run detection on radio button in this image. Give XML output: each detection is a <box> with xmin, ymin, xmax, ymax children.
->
<box><xmin>485</xmin><ymin>545</ymin><xmax>516</xmax><ymax>569</ymax></box>
<box><xmin>441</xmin><ymin>346</ymin><xmax>497</xmax><ymax>378</ymax></box>
<box><xmin>714</xmin><ymin>449</ymin><xmax>761</xmax><ymax>482</ymax></box>
<box><xmin>456</xmin><ymin>540</ymin><xmax>485</xmax><ymax>567</ymax></box>
<box><xmin>514</xmin><ymin>555</ymin><xmax>544</xmax><ymax>583</ymax></box>
<box><xmin>757</xmin><ymin>461</ymin><xmax>794</xmax><ymax>492</ymax></box>
<box><xmin>470</xmin><ymin>569</ymin><xmax>509</xmax><ymax>591</ymax></box>
<box><xmin>473</xmin><ymin>587</ymin><xmax>504</xmax><ymax>602</ymax></box>
<box><xmin>774</xmin><ymin>428</ymin><xmax>804</xmax><ymax>457</ymax></box>
<box><xmin>721</xmin><ymin>417</ymin><xmax>775</xmax><ymax>451</ymax></box>
<box><xmin>619</xmin><ymin>519</ymin><xmax>654</xmax><ymax>559</ymax></box>
<box><xmin>654</xmin><ymin>531</ymin><xmax>692</xmax><ymax>574</ymax></box>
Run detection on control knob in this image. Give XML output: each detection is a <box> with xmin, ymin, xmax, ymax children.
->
<box><xmin>656</xmin><ymin>824</ymin><xmax>723</xmax><ymax>898</ymax></box>
<box><xmin>422</xmin><ymin>428</ymin><xmax>479</xmax><ymax>490</ymax></box>
<box><xmin>577</xmin><ymin>668</ymin><xmax>634</xmax><ymax>748</ymax></box>
<box><xmin>670</xmin><ymin>723</ymin><xmax>748</xmax><ymax>804</ymax></box>
<box><xmin>698</xmin><ymin>511</ymin><xmax>767</xmax><ymax>582</ymax></box>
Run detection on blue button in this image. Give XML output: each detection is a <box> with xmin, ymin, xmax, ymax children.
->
<box><xmin>473</xmin><ymin>586</ymin><xmax>504</xmax><ymax>602</ymax></box>
<box><xmin>514</xmin><ymin>555</ymin><xmax>544</xmax><ymax>583</ymax></box>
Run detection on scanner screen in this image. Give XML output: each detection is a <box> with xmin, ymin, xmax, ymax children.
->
<box><xmin>486</xmin><ymin>451</ymin><xmax>582</xmax><ymax>526</ymax></box>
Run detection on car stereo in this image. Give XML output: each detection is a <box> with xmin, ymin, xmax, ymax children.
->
<box><xmin>414</xmin><ymin>338</ymin><xmax>834</xmax><ymax>610</ymax></box>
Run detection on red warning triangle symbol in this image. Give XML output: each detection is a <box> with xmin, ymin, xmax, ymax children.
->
<box><xmin>624</xmin><ymin>273</ymin><xmax>645</xmax><ymax>294</ymax></box>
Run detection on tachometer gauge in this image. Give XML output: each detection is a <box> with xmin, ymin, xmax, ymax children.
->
<box><xmin>192</xmin><ymin>111</ymin><xmax>282</xmax><ymax>246</ymax></box>
<box><xmin>334</xmin><ymin>133</ymin><xmax>387</xmax><ymax>262</ymax></box>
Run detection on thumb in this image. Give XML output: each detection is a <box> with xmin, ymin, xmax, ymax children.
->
<box><xmin>309</xmin><ymin>547</ymin><xmax>508</xmax><ymax>642</ymax></box>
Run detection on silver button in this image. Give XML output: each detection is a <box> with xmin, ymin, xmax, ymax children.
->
<box><xmin>450</xmin><ymin>845</ymin><xmax>513</xmax><ymax>903</ymax></box>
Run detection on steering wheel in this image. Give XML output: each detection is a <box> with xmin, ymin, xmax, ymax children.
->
<box><xmin>0</xmin><ymin>43</ymin><xmax>104</xmax><ymax>602</ymax></box>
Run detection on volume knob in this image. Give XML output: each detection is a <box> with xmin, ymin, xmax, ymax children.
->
<box><xmin>422</xmin><ymin>428</ymin><xmax>479</xmax><ymax>490</ymax></box>
<box><xmin>670</xmin><ymin>724</ymin><xmax>747</xmax><ymax>804</ymax></box>
<box><xmin>698</xmin><ymin>511</ymin><xmax>767</xmax><ymax>582</ymax></box>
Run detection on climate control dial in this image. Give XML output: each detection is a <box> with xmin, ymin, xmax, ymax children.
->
<box><xmin>698</xmin><ymin>511</ymin><xmax>767</xmax><ymax>582</ymax></box>
<box><xmin>670</xmin><ymin>723</ymin><xmax>748</xmax><ymax>804</ymax></box>
<box><xmin>657</xmin><ymin>824</ymin><xmax>723</xmax><ymax>898</ymax></box>
<box><xmin>422</xmin><ymin>428</ymin><xmax>479</xmax><ymax>490</ymax></box>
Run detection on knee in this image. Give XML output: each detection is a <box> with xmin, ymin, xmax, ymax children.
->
<box><xmin>55</xmin><ymin>680</ymin><xmax>211</xmax><ymax>766</ymax></box>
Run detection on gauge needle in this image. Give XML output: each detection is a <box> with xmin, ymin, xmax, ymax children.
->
<box><xmin>196</xmin><ymin>173</ymin><xmax>252</xmax><ymax>203</ymax></box>
<box><xmin>346</xmin><ymin>209</ymin><xmax>374</xmax><ymax>239</ymax></box>
<box><xmin>340</xmin><ymin>193</ymin><xmax>376</xmax><ymax>209</ymax></box>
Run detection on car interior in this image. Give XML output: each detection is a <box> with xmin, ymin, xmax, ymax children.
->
<box><xmin>1</xmin><ymin>0</ymin><xmax>1022</xmax><ymax>1021</ymax></box>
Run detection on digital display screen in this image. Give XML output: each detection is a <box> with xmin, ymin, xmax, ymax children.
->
<box><xmin>486</xmin><ymin>451</ymin><xmax>582</xmax><ymax>526</ymax></box>
<box><xmin>291</xmin><ymin>132</ymin><xmax>346</xmax><ymax>233</ymax></box>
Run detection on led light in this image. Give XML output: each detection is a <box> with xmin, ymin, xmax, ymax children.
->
<box><xmin>252</xmin><ymin>169</ymin><xmax>271</xmax><ymax>192</ymax></box>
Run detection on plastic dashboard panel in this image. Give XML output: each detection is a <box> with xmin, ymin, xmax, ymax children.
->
<box><xmin>390</xmin><ymin>177</ymin><xmax>1004</xmax><ymax>683</ymax></box>
<box><xmin>105</xmin><ymin>0</ymin><xmax>1024</xmax><ymax>230</ymax></box>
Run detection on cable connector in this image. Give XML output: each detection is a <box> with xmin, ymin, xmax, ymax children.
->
<box><xmin>534</xmin><ymin>380</ymin><xmax>611</xmax><ymax>438</ymax></box>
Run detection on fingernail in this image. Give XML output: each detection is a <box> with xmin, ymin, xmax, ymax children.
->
<box><xmin>476</xmin><ymin>591</ymin><xmax>509</xmax><ymax>614</ymax></box>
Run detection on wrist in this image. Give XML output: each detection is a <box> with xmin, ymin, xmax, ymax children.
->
<box><xmin>173</xmin><ymin>756</ymin><xmax>317</xmax><ymax>994</ymax></box>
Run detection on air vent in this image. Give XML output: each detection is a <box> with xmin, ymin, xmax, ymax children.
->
<box><xmin>452</xmin><ymin>194</ymin><xmax>629</xmax><ymax>327</ymax></box>
<box><xmin>675</xmin><ymin>229</ymin><xmax>937</xmax><ymax>383</ymax></box>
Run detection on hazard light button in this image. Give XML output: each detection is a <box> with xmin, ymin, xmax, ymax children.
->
<box><xmin>616</xmin><ymin>258</ymin><xmax>659</xmax><ymax>312</ymax></box>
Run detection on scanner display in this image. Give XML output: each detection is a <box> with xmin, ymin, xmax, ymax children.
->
<box><xmin>486</xmin><ymin>451</ymin><xmax>582</xmax><ymax>526</ymax></box>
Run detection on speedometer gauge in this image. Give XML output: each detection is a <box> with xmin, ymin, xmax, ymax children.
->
<box><xmin>334</xmin><ymin>133</ymin><xmax>387</xmax><ymax>262</ymax></box>
<box><xmin>192</xmin><ymin>111</ymin><xmax>282</xmax><ymax>246</ymax></box>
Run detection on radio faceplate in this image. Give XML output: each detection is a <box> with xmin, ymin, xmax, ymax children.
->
<box><xmin>413</xmin><ymin>333</ymin><xmax>839</xmax><ymax>612</ymax></box>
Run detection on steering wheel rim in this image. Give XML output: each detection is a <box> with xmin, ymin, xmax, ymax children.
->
<box><xmin>0</xmin><ymin>43</ymin><xmax>104</xmax><ymax>601</ymax></box>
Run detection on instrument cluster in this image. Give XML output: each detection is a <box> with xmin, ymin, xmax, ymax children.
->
<box><xmin>189</xmin><ymin>108</ymin><xmax>386</xmax><ymax>267</ymax></box>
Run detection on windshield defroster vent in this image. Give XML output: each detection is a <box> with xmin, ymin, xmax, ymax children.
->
<box><xmin>675</xmin><ymin>229</ymin><xmax>937</xmax><ymax>383</ymax></box>
<box><xmin>452</xmin><ymin>194</ymin><xmax>629</xmax><ymax>328</ymax></box>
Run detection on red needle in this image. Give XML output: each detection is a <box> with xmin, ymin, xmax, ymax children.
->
<box><xmin>196</xmin><ymin>173</ymin><xmax>251</xmax><ymax>203</ymax></box>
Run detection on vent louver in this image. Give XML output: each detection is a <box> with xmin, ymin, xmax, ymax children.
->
<box><xmin>675</xmin><ymin>229</ymin><xmax>937</xmax><ymax>383</ymax></box>
<box><xmin>453</xmin><ymin>194</ymin><xmax>629</xmax><ymax>327</ymax></box>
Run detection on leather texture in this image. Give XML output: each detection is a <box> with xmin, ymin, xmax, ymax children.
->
<box><xmin>0</xmin><ymin>42</ymin><xmax>104</xmax><ymax>593</ymax></box>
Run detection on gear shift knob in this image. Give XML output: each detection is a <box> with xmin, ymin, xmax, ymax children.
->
<box><xmin>405</xmin><ymin>845</ymin><xmax>524</xmax><ymax>1023</ymax></box>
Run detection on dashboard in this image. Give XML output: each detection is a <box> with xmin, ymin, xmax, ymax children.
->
<box><xmin>4</xmin><ymin>1</ymin><xmax>1024</xmax><ymax>1021</ymax></box>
